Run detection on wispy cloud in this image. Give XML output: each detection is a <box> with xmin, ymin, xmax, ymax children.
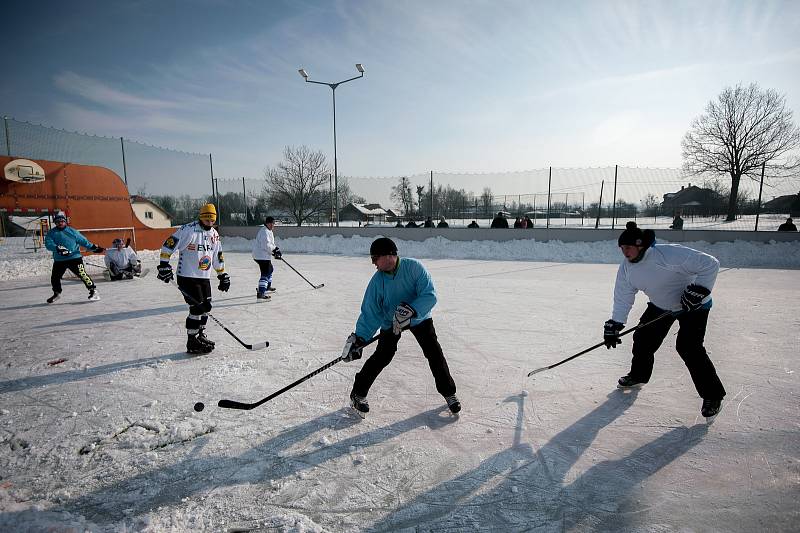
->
<box><xmin>54</xmin><ymin>71</ymin><xmax>179</xmax><ymax>110</ymax></box>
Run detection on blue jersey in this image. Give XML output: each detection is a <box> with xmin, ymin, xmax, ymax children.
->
<box><xmin>355</xmin><ymin>257</ymin><xmax>437</xmax><ymax>340</ymax></box>
<box><xmin>44</xmin><ymin>226</ymin><xmax>94</xmax><ymax>261</ymax></box>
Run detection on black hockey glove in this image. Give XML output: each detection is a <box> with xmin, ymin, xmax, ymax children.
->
<box><xmin>56</xmin><ymin>245</ymin><xmax>71</xmax><ymax>257</ymax></box>
<box><xmin>272</xmin><ymin>247</ymin><xmax>282</xmax><ymax>260</ymax></box>
<box><xmin>392</xmin><ymin>302</ymin><xmax>417</xmax><ymax>335</ymax></box>
<box><xmin>217</xmin><ymin>272</ymin><xmax>231</xmax><ymax>292</ymax></box>
<box><xmin>341</xmin><ymin>333</ymin><xmax>366</xmax><ymax>362</ymax></box>
<box><xmin>603</xmin><ymin>319</ymin><xmax>624</xmax><ymax>349</ymax></box>
<box><xmin>680</xmin><ymin>284</ymin><xmax>710</xmax><ymax>312</ymax></box>
<box><xmin>90</xmin><ymin>244</ymin><xmax>105</xmax><ymax>253</ymax></box>
<box><xmin>156</xmin><ymin>262</ymin><xmax>174</xmax><ymax>283</ymax></box>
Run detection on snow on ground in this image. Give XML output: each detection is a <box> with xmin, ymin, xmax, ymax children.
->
<box><xmin>0</xmin><ymin>236</ymin><xmax>798</xmax><ymax>532</ymax></box>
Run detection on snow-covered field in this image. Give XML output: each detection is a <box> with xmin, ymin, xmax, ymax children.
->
<box><xmin>1</xmin><ymin>235</ymin><xmax>798</xmax><ymax>532</ymax></box>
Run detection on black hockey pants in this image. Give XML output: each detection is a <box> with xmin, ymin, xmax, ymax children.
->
<box><xmin>51</xmin><ymin>258</ymin><xmax>95</xmax><ymax>293</ymax></box>
<box><xmin>352</xmin><ymin>318</ymin><xmax>456</xmax><ymax>399</ymax></box>
<box><xmin>628</xmin><ymin>303</ymin><xmax>726</xmax><ymax>400</ymax></box>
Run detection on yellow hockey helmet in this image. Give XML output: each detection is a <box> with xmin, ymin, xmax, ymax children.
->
<box><xmin>199</xmin><ymin>203</ymin><xmax>217</xmax><ymax>223</ymax></box>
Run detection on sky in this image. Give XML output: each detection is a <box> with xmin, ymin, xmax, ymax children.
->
<box><xmin>3</xmin><ymin>0</ymin><xmax>800</xmax><ymax>196</ymax></box>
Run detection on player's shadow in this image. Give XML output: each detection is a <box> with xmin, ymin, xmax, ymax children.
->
<box><xmin>30</xmin><ymin>304</ymin><xmax>189</xmax><ymax>328</ymax></box>
<box><xmin>368</xmin><ymin>389</ymin><xmax>708</xmax><ymax>532</ymax></box>
<box><xmin>0</xmin><ymin>352</ymin><xmax>194</xmax><ymax>394</ymax></box>
<box><xmin>10</xmin><ymin>406</ymin><xmax>457</xmax><ymax>526</ymax></box>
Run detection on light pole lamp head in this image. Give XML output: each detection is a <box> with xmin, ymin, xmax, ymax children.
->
<box><xmin>298</xmin><ymin>68</ymin><xmax>309</xmax><ymax>80</ymax></box>
<box><xmin>355</xmin><ymin>63</ymin><xmax>365</xmax><ymax>73</ymax></box>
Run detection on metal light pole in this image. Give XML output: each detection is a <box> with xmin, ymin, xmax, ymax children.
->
<box><xmin>298</xmin><ymin>64</ymin><xmax>364</xmax><ymax>227</ymax></box>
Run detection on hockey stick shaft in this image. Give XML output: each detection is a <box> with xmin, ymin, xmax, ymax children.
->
<box><xmin>279</xmin><ymin>257</ymin><xmax>324</xmax><ymax>289</ymax></box>
<box><xmin>527</xmin><ymin>311</ymin><xmax>674</xmax><ymax>377</ymax></box>
<box><xmin>218</xmin><ymin>333</ymin><xmax>380</xmax><ymax>410</ymax></box>
<box><xmin>173</xmin><ymin>282</ymin><xmax>269</xmax><ymax>350</ymax></box>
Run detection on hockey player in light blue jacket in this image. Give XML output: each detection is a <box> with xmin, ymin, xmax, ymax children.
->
<box><xmin>43</xmin><ymin>212</ymin><xmax>104</xmax><ymax>303</ymax></box>
<box><xmin>341</xmin><ymin>237</ymin><xmax>461</xmax><ymax>417</ymax></box>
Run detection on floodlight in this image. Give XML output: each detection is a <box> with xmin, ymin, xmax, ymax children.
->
<box><xmin>298</xmin><ymin>68</ymin><xmax>309</xmax><ymax>79</ymax></box>
<box><xmin>355</xmin><ymin>63</ymin><xmax>365</xmax><ymax>73</ymax></box>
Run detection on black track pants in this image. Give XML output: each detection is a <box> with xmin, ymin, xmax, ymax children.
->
<box><xmin>51</xmin><ymin>258</ymin><xmax>95</xmax><ymax>293</ymax></box>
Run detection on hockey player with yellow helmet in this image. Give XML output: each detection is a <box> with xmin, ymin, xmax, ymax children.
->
<box><xmin>157</xmin><ymin>203</ymin><xmax>230</xmax><ymax>354</ymax></box>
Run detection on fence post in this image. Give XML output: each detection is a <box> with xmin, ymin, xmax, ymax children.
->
<box><xmin>3</xmin><ymin>116</ymin><xmax>10</xmax><ymax>156</ymax></box>
<box><xmin>120</xmin><ymin>137</ymin><xmax>128</xmax><ymax>187</ymax></box>
<box><xmin>755</xmin><ymin>162</ymin><xmax>765</xmax><ymax>231</ymax></box>
<box><xmin>611</xmin><ymin>164</ymin><xmax>618</xmax><ymax>229</ymax></box>
<box><xmin>242</xmin><ymin>176</ymin><xmax>248</xmax><ymax>225</ymax></box>
<box><xmin>546</xmin><ymin>166</ymin><xmax>552</xmax><ymax>229</ymax></box>
<box><xmin>595</xmin><ymin>180</ymin><xmax>604</xmax><ymax>229</ymax></box>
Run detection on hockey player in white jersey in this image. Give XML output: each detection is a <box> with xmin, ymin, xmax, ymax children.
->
<box><xmin>104</xmin><ymin>238</ymin><xmax>142</xmax><ymax>280</ymax></box>
<box><xmin>603</xmin><ymin>221</ymin><xmax>726</xmax><ymax>418</ymax></box>
<box><xmin>251</xmin><ymin>215</ymin><xmax>282</xmax><ymax>300</ymax></box>
<box><xmin>157</xmin><ymin>203</ymin><xmax>231</xmax><ymax>354</ymax></box>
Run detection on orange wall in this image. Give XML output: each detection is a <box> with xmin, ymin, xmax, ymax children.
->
<box><xmin>0</xmin><ymin>157</ymin><xmax>173</xmax><ymax>250</ymax></box>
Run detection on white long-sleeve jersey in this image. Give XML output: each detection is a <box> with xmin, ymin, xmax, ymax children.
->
<box><xmin>104</xmin><ymin>247</ymin><xmax>139</xmax><ymax>270</ymax></box>
<box><xmin>611</xmin><ymin>243</ymin><xmax>719</xmax><ymax>324</ymax></box>
<box><xmin>160</xmin><ymin>221</ymin><xmax>225</xmax><ymax>279</ymax></box>
<box><xmin>251</xmin><ymin>225</ymin><xmax>276</xmax><ymax>260</ymax></box>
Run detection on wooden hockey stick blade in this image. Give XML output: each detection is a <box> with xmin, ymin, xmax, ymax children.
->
<box><xmin>244</xmin><ymin>341</ymin><xmax>269</xmax><ymax>350</ymax></box>
<box><xmin>217</xmin><ymin>399</ymin><xmax>258</xmax><ymax>410</ymax></box>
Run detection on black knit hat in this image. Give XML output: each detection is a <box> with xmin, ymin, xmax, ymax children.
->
<box><xmin>618</xmin><ymin>221</ymin><xmax>655</xmax><ymax>248</ymax></box>
<box><xmin>370</xmin><ymin>237</ymin><xmax>397</xmax><ymax>256</ymax></box>
<box><xmin>264</xmin><ymin>216</ymin><xmax>275</xmax><ymax>224</ymax></box>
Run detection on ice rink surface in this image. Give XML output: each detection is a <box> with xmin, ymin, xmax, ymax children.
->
<box><xmin>1</xmin><ymin>250</ymin><xmax>798</xmax><ymax>532</ymax></box>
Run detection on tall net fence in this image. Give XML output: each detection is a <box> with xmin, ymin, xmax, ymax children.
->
<box><xmin>1</xmin><ymin>117</ymin><xmax>212</xmax><ymax>199</ymax></box>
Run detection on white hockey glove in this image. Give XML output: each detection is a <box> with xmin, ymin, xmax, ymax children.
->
<box><xmin>341</xmin><ymin>333</ymin><xmax>365</xmax><ymax>362</ymax></box>
<box><xmin>392</xmin><ymin>302</ymin><xmax>417</xmax><ymax>335</ymax></box>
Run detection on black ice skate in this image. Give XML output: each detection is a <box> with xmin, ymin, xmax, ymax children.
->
<box><xmin>266</xmin><ymin>283</ymin><xmax>276</xmax><ymax>292</ymax></box>
<box><xmin>87</xmin><ymin>288</ymin><xmax>100</xmax><ymax>301</ymax></box>
<box><xmin>617</xmin><ymin>374</ymin><xmax>645</xmax><ymax>389</ymax></box>
<box><xmin>350</xmin><ymin>392</ymin><xmax>369</xmax><ymax>418</ymax></box>
<box><xmin>256</xmin><ymin>289</ymin><xmax>271</xmax><ymax>300</ymax></box>
<box><xmin>701</xmin><ymin>398</ymin><xmax>723</xmax><ymax>418</ymax></box>
<box><xmin>445</xmin><ymin>394</ymin><xmax>462</xmax><ymax>414</ymax></box>
<box><xmin>187</xmin><ymin>334</ymin><xmax>214</xmax><ymax>355</ymax></box>
<box><xmin>46</xmin><ymin>292</ymin><xmax>61</xmax><ymax>304</ymax></box>
<box><xmin>197</xmin><ymin>328</ymin><xmax>215</xmax><ymax>347</ymax></box>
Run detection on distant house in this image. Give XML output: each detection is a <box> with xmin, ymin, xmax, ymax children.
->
<box><xmin>338</xmin><ymin>203</ymin><xmax>388</xmax><ymax>224</ymax></box>
<box><xmin>661</xmin><ymin>184</ymin><xmax>725</xmax><ymax>214</ymax></box>
<box><xmin>385</xmin><ymin>209</ymin><xmax>402</xmax><ymax>222</ymax></box>
<box><xmin>130</xmin><ymin>196</ymin><xmax>173</xmax><ymax>228</ymax></box>
<box><xmin>763</xmin><ymin>192</ymin><xmax>800</xmax><ymax>216</ymax></box>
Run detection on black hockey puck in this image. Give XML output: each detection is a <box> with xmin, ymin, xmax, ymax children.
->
<box><xmin>194</xmin><ymin>402</ymin><xmax>205</xmax><ymax>412</ymax></box>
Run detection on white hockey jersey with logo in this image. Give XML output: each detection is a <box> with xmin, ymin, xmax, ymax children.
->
<box><xmin>160</xmin><ymin>221</ymin><xmax>225</xmax><ymax>279</ymax></box>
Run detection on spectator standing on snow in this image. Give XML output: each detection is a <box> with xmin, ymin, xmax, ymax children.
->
<box><xmin>777</xmin><ymin>217</ymin><xmax>797</xmax><ymax>231</ymax></box>
<box><xmin>491</xmin><ymin>212</ymin><xmax>509</xmax><ymax>228</ymax></box>
<box><xmin>405</xmin><ymin>220</ymin><xmax>419</xmax><ymax>228</ymax></box>
<box><xmin>467</xmin><ymin>220</ymin><xmax>480</xmax><ymax>228</ymax></box>
<box><xmin>104</xmin><ymin>238</ymin><xmax>142</xmax><ymax>280</ymax></box>
<box><xmin>437</xmin><ymin>217</ymin><xmax>449</xmax><ymax>228</ymax></box>
<box><xmin>423</xmin><ymin>216</ymin><xmax>434</xmax><ymax>228</ymax></box>
<box><xmin>670</xmin><ymin>214</ymin><xmax>684</xmax><ymax>230</ymax></box>
<box><xmin>603</xmin><ymin>221</ymin><xmax>726</xmax><ymax>418</ymax></box>
<box><xmin>252</xmin><ymin>216</ymin><xmax>282</xmax><ymax>300</ymax></box>
<box><xmin>157</xmin><ymin>203</ymin><xmax>229</xmax><ymax>354</ymax></box>
<box><xmin>341</xmin><ymin>237</ymin><xmax>461</xmax><ymax>417</ymax></box>
<box><xmin>44</xmin><ymin>212</ymin><xmax>104</xmax><ymax>303</ymax></box>
<box><xmin>525</xmin><ymin>215</ymin><xmax>534</xmax><ymax>228</ymax></box>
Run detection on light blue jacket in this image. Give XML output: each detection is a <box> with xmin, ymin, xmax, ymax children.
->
<box><xmin>44</xmin><ymin>226</ymin><xmax>94</xmax><ymax>261</ymax></box>
<box><xmin>355</xmin><ymin>257</ymin><xmax>437</xmax><ymax>340</ymax></box>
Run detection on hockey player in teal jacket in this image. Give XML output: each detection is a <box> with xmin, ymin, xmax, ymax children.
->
<box><xmin>43</xmin><ymin>212</ymin><xmax>104</xmax><ymax>303</ymax></box>
<box><xmin>341</xmin><ymin>237</ymin><xmax>461</xmax><ymax>417</ymax></box>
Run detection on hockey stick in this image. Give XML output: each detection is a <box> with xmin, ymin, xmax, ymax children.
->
<box><xmin>172</xmin><ymin>282</ymin><xmax>269</xmax><ymax>351</ymax></box>
<box><xmin>278</xmin><ymin>257</ymin><xmax>324</xmax><ymax>289</ymax></box>
<box><xmin>218</xmin><ymin>334</ymin><xmax>380</xmax><ymax>410</ymax></box>
<box><xmin>527</xmin><ymin>310</ymin><xmax>674</xmax><ymax>377</ymax></box>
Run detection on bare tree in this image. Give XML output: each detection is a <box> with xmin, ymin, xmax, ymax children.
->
<box><xmin>337</xmin><ymin>177</ymin><xmax>366</xmax><ymax>206</ymax></box>
<box><xmin>641</xmin><ymin>193</ymin><xmax>659</xmax><ymax>216</ymax></box>
<box><xmin>682</xmin><ymin>83</ymin><xmax>800</xmax><ymax>221</ymax></box>
<box><xmin>390</xmin><ymin>177</ymin><xmax>414</xmax><ymax>216</ymax></box>
<box><xmin>263</xmin><ymin>145</ymin><xmax>330</xmax><ymax>226</ymax></box>
<box><xmin>480</xmin><ymin>187</ymin><xmax>494</xmax><ymax>217</ymax></box>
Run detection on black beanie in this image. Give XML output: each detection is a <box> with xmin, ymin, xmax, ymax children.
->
<box><xmin>370</xmin><ymin>237</ymin><xmax>397</xmax><ymax>256</ymax></box>
<box><xmin>264</xmin><ymin>216</ymin><xmax>275</xmax><ymax>224</ymax></box>
<box><xmin>618</xmin><ymin>221</ymin><xmax>655</xmax><ymax>248</ymax></box>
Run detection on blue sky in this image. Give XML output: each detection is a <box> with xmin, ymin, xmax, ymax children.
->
<box><xmin>3</xmin><ymin>0</ymin><xmax>799</xmax><ymax>195</ymax></box>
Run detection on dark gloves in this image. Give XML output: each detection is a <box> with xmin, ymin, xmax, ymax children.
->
<box><xmin>217</xmin><ymin>272</ymin><xmax>231</xmax><ymax>292</ymax></box>
<box><xmin>272</xmin><ymin>247</ymin><xmax>282</xmax><ymax>260</ymax></box>
<box><xmin>156</xmin><ymin>262</ymin><xmax>174</xmax><ymax>283</ymax></box>
<box><xmin>341</xmin><ymin>333</ymin><xmax>366</xmax><ymax>362</ymax></box>
<box><xmin>90</xmin><ymin>244</ymin><xmax>105</xmax><ymax>253</ymax></box>
<box><xmin>603</xmin><ymin>319</ymin><xmax>624</xmax><ymax>349</ymax></box>
<box><xmin>56</xmin><ymin>245</ymin><xmax>71</xmax><ymax>257</ymax></box>
<box><xmin>680</xmin><ymin>284</ymin><xmax>711</xmax><ymax>312</ymax></box>
<box><xmin>392</xmin><ymin>302</ymin><xmax>417</xmax><ymax>335</ymax></box>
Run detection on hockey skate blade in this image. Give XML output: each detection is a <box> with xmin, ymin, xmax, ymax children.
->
<box><xmin>349</xmin><ymin>407</ymin><xmax>366</xmax><ymax>419</ymax></box>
